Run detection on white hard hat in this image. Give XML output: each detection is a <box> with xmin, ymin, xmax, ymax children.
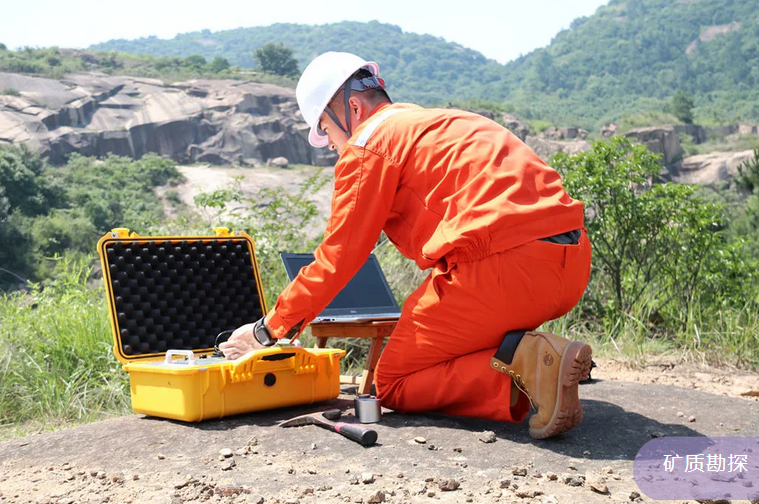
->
<box><xmin>296</xmin><ymin>52</ymin><xmax>380</xmax><ymax>148</ymax></box>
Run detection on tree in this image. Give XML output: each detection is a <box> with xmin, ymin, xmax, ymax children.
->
<box><xmin>0</xmin><ymin>144</ymin><xmax>59</xmax><ymax>216</ymax></box>
<box><xmin>184</xmin><ymin>54</ymin><xmax>207</xmax><ymax>68</ymax></box>
<box><xmin>551</xmin><ymin>137</ymin><xmax>725</xmax><ymax>318</ymax></box>
<box><xmin>0</xmin><ymin>145</ymin><xmax>60</xmax><ymax>282</ymax></box>
<box><xmin>253</xmin><ymin>42</ymin><xmax>299</xmax><ymax>77</ymax></box>
<box><xmin>209</xmin><ymin>56</ymin><xmax>230</xmax><ymax>73</ymax></box>
<box><xmin>0</xmin><ymin>43</ymin><xmax>7</xmax><ymax>51</ymax></box>
<box><xmin>736</xmin><ymin>148</ymin><xmax>759</xmax><ymax>193</ymax></box>
<box><xmin>534</xmin><ymin>50</ymin><xmax>555</xmax><ymax>91</ymax></box>
<box><xmin>671</xmin><ymin>90</ymin><xmax>695</xmax><ymax>124</ymax></box>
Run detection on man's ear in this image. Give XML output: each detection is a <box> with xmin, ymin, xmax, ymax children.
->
<box><xmin>348</xmin><ymin>96</ymin><xmax>364</xmax><ymax>121</ymax></box>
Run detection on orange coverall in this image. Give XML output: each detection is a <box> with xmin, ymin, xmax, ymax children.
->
<box><xmin>265</xmin><ymin>102</ymin><xmax>591</xmax><ymax>422</ymax></box>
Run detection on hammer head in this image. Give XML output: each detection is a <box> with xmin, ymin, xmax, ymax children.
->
<box><xmin>279</xmin><ymin>408</ymin><xmax>342</xmax><ymax>428</ymax></box>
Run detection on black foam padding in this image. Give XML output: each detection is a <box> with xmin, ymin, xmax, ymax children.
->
<box><xmin>105</xmin><ymin>239</ymin><xmax>264</xmax><ymax>356</ymax></box>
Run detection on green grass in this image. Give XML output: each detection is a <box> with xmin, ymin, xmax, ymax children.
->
<box><xmin>527</xmin><ymin>119</ymin><xmax>554</xmax><ymax>134</ymax></box>
<box><xmin>0</xmin><ymin>256</ymin><xmax>130</xmax><ymax>439</ymax></box>
<box><xmin>541</xmin><ymin>299</ymin><xmax>759</xmax><ymax>369</ymax></box>
<box><xmin>618</xmin><ymin>111</ymin><xmax>680</xmax><ymax>134</ymax></box>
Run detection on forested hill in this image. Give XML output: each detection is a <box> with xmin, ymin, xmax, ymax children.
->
<box><xmin>89</xmin><ymin>0</ymin><xmax>759</xmax><ymax>128</ymax></box>
<box><xmin>89</xmin><ymin>21</ymin><xmax>508</xmax><ymax>108</ymax></box>
<box><xmin>502</xmin><ymin>0</ymin><xmax>759</xmax><ymax>126</ymax></box>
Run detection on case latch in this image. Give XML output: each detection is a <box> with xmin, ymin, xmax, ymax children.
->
<box><xmin>109</xmin><ymin>228</ymin><xmax>140</xmax><ymax>238</ymax></box>
<box><xmin>110</xmin><ymin>228</ymin><xmax>131</xmax><ymax>238</ymax></box>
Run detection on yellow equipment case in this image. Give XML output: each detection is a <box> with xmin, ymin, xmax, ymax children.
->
<box><xmin>97</xmin><ymin>227</ymin><xmax>345</xmax><ymax>422</ymax></box>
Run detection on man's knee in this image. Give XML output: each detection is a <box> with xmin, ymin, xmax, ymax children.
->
<box><xmin>375</xmin><ymin>363</ymin><xmax>408</xmax><ymax>411</ymax></box>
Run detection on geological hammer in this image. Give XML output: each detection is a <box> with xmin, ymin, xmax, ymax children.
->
<box><xmin>279</xmin><ymin>409</ymin><xmax>378</xmax><ymax>446</ymax></box>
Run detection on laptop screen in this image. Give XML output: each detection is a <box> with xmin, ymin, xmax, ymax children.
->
<box><xmin>280</xmin><ymin>253</ymin><xmax>401</xmax><ymax>317</ymax></box>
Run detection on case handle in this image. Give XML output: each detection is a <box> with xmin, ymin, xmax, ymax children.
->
<box><xmin>164</xmin><ymin>349</ymin><xmax>196</xmax><ymax>365</ymax></box>
<box><xmin>226</xmin><ymin>347</ymin><xmax>317</xmax><ymax>384</ymax></box>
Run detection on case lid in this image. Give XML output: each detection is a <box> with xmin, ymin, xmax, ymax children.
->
<box><xmin>97</xmin><ymin>228</ymin><xmax>268</xmax><ymax>363</ymax></box>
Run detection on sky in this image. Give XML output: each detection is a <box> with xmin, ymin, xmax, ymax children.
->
<box><xmin>0</xmin><ymin>0</ymin><xmax>609</xmax><ymax>64</ymax></box>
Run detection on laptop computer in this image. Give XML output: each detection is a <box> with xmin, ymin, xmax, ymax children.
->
<box><xmin>280</xmin><ymin>252</ymin><xmax>402</xmax><ymax>324</ymax></box>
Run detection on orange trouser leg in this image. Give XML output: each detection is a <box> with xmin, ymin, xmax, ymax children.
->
<box><xmin>375</xmin><ymin>232</ymin><xmax>592</xmax><ymax>422</ymax></box>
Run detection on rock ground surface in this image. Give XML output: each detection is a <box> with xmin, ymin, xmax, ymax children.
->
<box><xmin>1</xmin><ymin>357</ymin><xmax>758</xmax><ymax>504</ymax></box>
<box><xmin>672</xmin><ymin>150</ymin><xmax>756</xmax><ymax>186</ymax></box>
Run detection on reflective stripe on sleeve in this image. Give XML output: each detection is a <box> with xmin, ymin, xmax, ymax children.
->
<box><xmin>354</xmin><ymin>108</ymin><xmax>408</xmax><ymax>148</ymax></box>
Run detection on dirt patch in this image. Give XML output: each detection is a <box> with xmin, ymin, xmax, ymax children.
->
<box><xmin>686</xmin><ymin>22</ymin><xmax>742</xmax><ymax>55</ymax></box>
<box><xmin>593</xmin><ymin>356</ymin><xmax>759</xmax><ymax>401</ymax></box>
<box><xmin>700</xmin><ymin>22</ymin><xmax>741</xmax><ymax>43</ymax></box>
<box><xmin>158</xmin><ymin>164</ymin><xmax>334</xmax><ymax>224</ymax></box>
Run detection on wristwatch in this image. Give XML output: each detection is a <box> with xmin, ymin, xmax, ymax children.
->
<box><xmin>253</xmin><ymin>317</ymin><xmax>276</xmax><ymax>347</ymax></box>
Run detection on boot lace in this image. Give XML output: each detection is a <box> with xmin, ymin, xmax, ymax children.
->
<box><xmin>508</xmin><ymin>371</ymin><xmax>537</xmax><ymax>412</ymax></box>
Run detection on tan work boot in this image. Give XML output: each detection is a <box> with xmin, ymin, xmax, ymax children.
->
<box><xmin>491</xmin><ymin>331</ymin><xmax>592</xmax><ymax>439</ymax></box>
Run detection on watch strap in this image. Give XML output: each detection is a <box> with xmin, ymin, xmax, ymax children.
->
<box><xmin>253</xmin><ymin>317</ymin><xmax>276</xmax><ymax>347</ymax></box>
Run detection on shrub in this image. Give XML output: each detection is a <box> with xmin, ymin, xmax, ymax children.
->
<box><xmin>253</xmin><ymin>42</ymin><xmax>299</xmax><ymax>77</ymax></box>
<box><xmin>678</xmin><ymin>132</ymin><xmax>698</xmax><ymax>158</ymax></box>
<box><xmin>736</xmin><ymin>148</ymin><xmax>759</xmax><ymax>193</ymax></box>
<box><xmin>31</xmin><ymin>211</ymin><xmax>97</xmax><ymax>257</ymax></box>
<box><xmin>164</xmin><ymin>189</ymin><xmax>182</xmax><ymax>205</ymax></box>
<box><xmin>0</xmin><ymin>153</ymin><xmax>186</xmax><ymax>282</ymax></box>
<box><xmin>551</xmin><ymin>137</ymin><xmax>731</xmax><ymax>322</ymax></box>
<box><xmin>3</xmin><ymin>58</ymin><xmax>46</xmax><ymax>74</ymax></box>
<box><xmin>209</xmin><ymin>56</ymin><xmax>230</xmax><ymax>73</ymax></box>
<box><xmin>0</xmin><ymin>144</ymin><xmax>61</xmax><ymax>216</ymax></box>
<box><xmin>184</xmin><ymin>54</ymin><xmax>207</xmax><ymax>68</ymax></box>
<box><xmin>0</xmin><ymin>145</ymin><xmax>63</xmax><ymax>283</ymax></box>
<box><xmin>671</xmin><ymin>90</ymin><xmax>695</xmax><ymax>125</ymax></box>
<box><xmin>52</xmin><ymin>153</ymin><xmax>184</xmax><ymax>233</ymax></box>
<box><xmin>193</xmin><ymin>171</ymin><xmax>329</xmax><ymax>304</ymax></box>
<box><xmin>528</xmin><ymin>119</ymin><xmax>553</xmax><ymax>134</ymax></box>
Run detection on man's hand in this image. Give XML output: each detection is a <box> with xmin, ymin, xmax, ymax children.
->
<box><xmin>219</xmin><ymin>321</ymin><xmax>267</xmax><ymax>360</ymax></box>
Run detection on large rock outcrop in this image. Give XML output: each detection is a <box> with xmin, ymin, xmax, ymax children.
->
<box><xmin>0</xmin><ymin>72</ymin><xmax>337</xmax><ymax>166</ymax></box>
<box><xmin>668</xmin><ymin>150</ymin><xmax>756</xmax><ymax>186</ymax></box>
<box><xmin>501</xmin><ymin>113</ymin><xmax>532</xmax><ymax>141</ymax></box>
<box><xmin>738</xmin><ymin>124</ymin><xmax>759</xmax><ymax>135</ymax></box>
<box><xmin>623</xmin><ymin>125</ymin><xmax>682</xmax><ymax>165</ymax></box>
<box><xmin>538</xmin><ymin>126</ymin><xmax>588</xmax><ymax>141</ymax></box>
<box><xmin>525</xmin><ymin>136</ymin><xmax>591</xmax><ymax>161</ymax></box>
<box><xmin>621</xmin><ymin>123</ymin><xmax>759</xmax><ymax>168</ymax></box>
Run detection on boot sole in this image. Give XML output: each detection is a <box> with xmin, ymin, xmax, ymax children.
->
<box><xmin>529</xmin><ymin>341</ymin><xmax>592</xmax><ymax>439</ymax></box>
